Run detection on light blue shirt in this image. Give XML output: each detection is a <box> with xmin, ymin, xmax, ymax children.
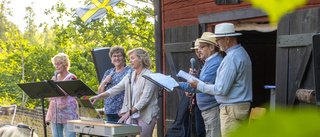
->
<box><xmin>197</xmin><ymin>44</ymin><xmax>252</xmax><ymax>108</ymax></box>
<box><xmin>179</xmin><ymin>53</ymin><xmax>223</xmax><ymax>111</ymax></box>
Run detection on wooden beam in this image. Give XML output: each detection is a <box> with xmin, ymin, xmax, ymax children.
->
<box><xmin>275</xmin><ymin>14</ymin><xmax>290</xmax><ymax>106</ymax></box>
<box><xmin>165</xmin><ymin>51</ymin><xmax>180</xmax><ymax>81</ymax></box>
<box><xmin>154</xmin><ymin>0</ymin><xmax>163</xmax><ymax>136</ymax></box>
<box><xmin>154</xmin><ymin>0</ymin><xmax>163</xmax><ymax>74</ymax></box>
<box><xmin>296</xmin><ymin>89</ymin><xmax>316</xmax><ymax>104</ymax></box>
<box><xmin>164</xmin><ymin>42</ymin><xmax>193</xmax><ymax>53</ymax></box>
<box><xmin>215</xmin><ymin>0</ymin><xmax>240</xmax><ymax>5</ymax></box>
<box><xmin>198</xmin><ymin>7</ymin><xmax>267</xmax><ymax>24</ymax></box>
<box><xmin>278</xmin><ymin>33</ymin><xmax>315</xmax><ymax>48</ymax></box>
<box><xmin>313</xmin><ymin>34</ymin><xmax>320</xmax><ymax>105</ymax></box>
<box><xmin>287</xmin><ymin>46</ymin><xmax>312</xmax><ymax>105</ymax></box>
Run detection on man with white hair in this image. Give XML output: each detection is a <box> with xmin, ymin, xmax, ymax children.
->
<box><xmin>188</xmin><ymin>23</ymin><xmax>252</xmax><ymax>137</ymax></box>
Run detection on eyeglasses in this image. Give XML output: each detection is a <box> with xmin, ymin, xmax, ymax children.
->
<box><xmin>198</xmin><ymin>44</ymin><xmax>209</xmax><ymax>50</ymax></box>
<box><xmin>54</xmin><ymin>62</ymin><xmax>63</xmax><ymax>67</ymax></box>
<box><xmin>215</xmin><ymin>37</ymin><xmax>225</xmax><ymax>43</ymax></box>
<box><xmin>112</xmin><ymin>55</ymin><xmax>123</xmax><ymax>58</ymax></box>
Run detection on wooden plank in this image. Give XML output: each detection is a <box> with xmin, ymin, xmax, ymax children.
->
<box><xmin>215</xmin><ymin>0</ymin><xmax>240</xmax><ymax>5</ymax></box>
<box><xmin>287</xmin><ymin>46</ymin><xmax>312</xmax><ymax>105</ymax></box>
<box><xmin>277</xmin><ymin>33</ymin><xmax>315</xmax><ymax>48</ymax></box>
<box><xmin>313</xmin><ymin>34</ymin><xmax>320</xmax><ymax>105</ymax></box>
<box><xmin>165</xmin><ymin>119</ymin><xmax>174</xmax><ymax>129</ymax></box>
<box><xmin>201</xmin><ymin>23</ymin><xmax>206</xmax><ymax>33</ymax></box>
<box><xmin>163</xmin><ymin>0</ymin><xmax>214</xmax><ymax>11</ymax></box>
<box><xmin>164</xmin><ymin>42</ymin><xmax>193</xmax><ymax>53</ymax></box>
<box><xmin>163</xmin><ymin>1</ymin><xmax>320</xmax><ymax>29</ymax></box>
<box><xmin>286</xmin><ymin>9</ymin><xmax>304</xmax><ymax>107</ymax></box>
<box><xmin>165</xmin><ymin>51</ymin><xmax>181</xmax><ymax>81</ymax></box>
<box><xmin>275</xmin><ymin>13</ymin><xmax>290</xmax><ymax>106</ymax></box>
<box><xmin>155</xmin><ymin>0</ymin><xmax>163</xmax><ymax>74</ymax></box>
<box><xmin>318</xmin><ymin>7</ymin><xmax>320</xmax><ymax>32</ymax></box>
<box><xmin>165</xmin><ymin>24</ymin><xmax>200</xmax><ymax>43</ymax></box>
<box><xmin>289</xmin><ymin>8</ymin><xmax>304</xmax><ymax>35</ymax></box>
<box><xmin>301</xmin><ymin>7</ymin><xmax>319</xmax><ymax>33</ymax></box>
<box><xmin>286</xmin><ymin>7</ymin><xmax>320</xmax><ymax>106</ymax></box>
<box><xmin>296</xmin><ymin>89</ymin><xmax>316</xmax><ymax>104</ymax></box>
<box><xmin>163</xmin><ymin>24</ymin><xmax>200</xmax><ymax>130</ymax></box>
<box><xmin>301</xmin><ymin>57</ymin><xmax>315</xmax><ymax>90</ymax></box>
<box><xmin>198</xmin><ymin>7</ymin><xmax>267</xmax><ymax>24</ymax></box>
<box><xmin>164</xmin><ymin>2</ymin><xmax>252</xmax><ymax>22</ymax></box>
<box><xmin>165</xmin><ymin>18</ymin><xmax>200</xmax><ymax>29</ymax></box>
<box><xmin>154</xmin><ymin>0</ymin><xmax>163</xmax><ymax>136</ymax></box>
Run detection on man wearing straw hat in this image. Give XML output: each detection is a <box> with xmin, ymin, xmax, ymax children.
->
<box><xmin>188</xmin><ymin>23</ymin><xmax>252</xmax><ymax>137</ymax></box>
<box><xmin>179</xmin><ymin>32</ymin><xmax>223</xmax><ymax>137</ymax></box>
<box><xmin>188</xmin><ymin>38</ymin><xmax>206</xmax><ymax>137</ymax></box>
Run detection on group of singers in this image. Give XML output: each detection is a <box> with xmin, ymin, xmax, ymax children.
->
<box><xmin>46</xmin><ymin>47</ymin><xmax>158</xmax><ymax>137</ymax></box>
<box><xmin>179</xmin><ymin>23</ymin><xmax>252</xmax><ymax>137</ymax></box>
<box><xmin>46</xmin><ymin>22</ymin><xmax>252</xmax><ymax>137</ymax></box>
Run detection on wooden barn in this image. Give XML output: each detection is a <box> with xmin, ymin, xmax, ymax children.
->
<box><xmin>153</xmin><ymin>0</ymin><xmax>320</xmax><ymax>136</ymax></box>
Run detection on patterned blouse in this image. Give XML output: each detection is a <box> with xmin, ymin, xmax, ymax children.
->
<box><xmin>46</xmin><ymin>73</ymin><xmax>79</xmax><ymax>124</ymax></box>
<box><xmin>103</xmin><ymin>65</ymin><xmax>132</xmax><ymax>115</ymax></box>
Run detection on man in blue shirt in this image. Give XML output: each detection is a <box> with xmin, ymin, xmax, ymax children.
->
<box><xmin>188</xmin><ymin>23</ymin><xmax>252</xmax><ymax>137</ymax></box>
<box><xmin>179</xmin><ymin>32</ymin><xmax>223</xmax><ymax>137</ymax></box>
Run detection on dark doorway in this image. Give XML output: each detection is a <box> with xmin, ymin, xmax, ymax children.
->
<box><xmin>237</xmin><ymin>30</ymin><xmax>277</xmax><ymax>107</ymax></box>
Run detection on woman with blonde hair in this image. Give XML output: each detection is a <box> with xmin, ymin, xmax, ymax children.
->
<box><xmin>46</xmin><ymin>53</ymin><xmax>78</xmax><ymax>137</ymax></box>
<box><xmin>90</xmin><ymin>48</ymin><xmax>159</xmax><ymax>137</ymax></box>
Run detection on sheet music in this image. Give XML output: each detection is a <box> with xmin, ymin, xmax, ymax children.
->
<box><xmin>176</xmin><ymin>70</ymin><xmax>204</xmax><ymax>84</ymax></box>
<box><xmin>148</xmin><ymin>73</ymin><xmax>178</xmax><ymax>91</ymax></box>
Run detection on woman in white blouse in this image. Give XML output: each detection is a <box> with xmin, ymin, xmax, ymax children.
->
<box><xmin>90</xmin><ymin>48</ymin><xmax>159</xmax><ymax>137</ymax></box>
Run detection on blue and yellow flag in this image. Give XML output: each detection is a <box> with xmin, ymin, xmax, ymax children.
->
<box><xmin>75</xmin><ymin>0</ymin><xmax>121</xmax><ymax>24</ymax></box>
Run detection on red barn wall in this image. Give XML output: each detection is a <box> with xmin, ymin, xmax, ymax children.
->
<box><xmin>162</xmin><ymin>0</ymin><xmax>320</xmax><ymax>29</ymax></box>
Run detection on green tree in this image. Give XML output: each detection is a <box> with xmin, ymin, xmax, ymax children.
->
<box><xmin>40</xmin><ymin>0</ymin><xmax>155</xmax><ymax>108</ymax></box>
<box><xmin>23</xmin><ymin>3</ymin><xmax>40</xmax><ymax>46</ymax></box>
<box><xmin>0</xmin><ymin>0</ymin><xmax>19</xmax><ymax>42</ymax></box>
<box><xmin>0</xmin><ymin>0</ymin><xmax>155</xmax><ymax>109</ymax></box>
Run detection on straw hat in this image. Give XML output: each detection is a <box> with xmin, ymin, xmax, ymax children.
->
<box><xmin>212</xmin><ymin>23</ymin><xmax>242</xmax><ymax>37</ymax></box>
<box><xmin>190</xmin><ymin>38</ymin><xmax>200</xmax><ymax>49</ymax></box>
<box><xmin>198</xmin><ymin>32</ymin><xmax>216</xmax><ymax>45</ymax></box>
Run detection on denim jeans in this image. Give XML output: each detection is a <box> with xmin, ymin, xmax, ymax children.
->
<box><xmin>51</xmin><ymin>123</ymin><xmax>76</xmax><ymax>137</ymax></box>
<box><xmin>106</xmin><ymin>114</ymin><xmax>121</xmax><ymax>122</ymax></box>
<box><xmin>194</xmin><ymin>105</ymin><xmax>206</xmax><ymax>137</ymax></box>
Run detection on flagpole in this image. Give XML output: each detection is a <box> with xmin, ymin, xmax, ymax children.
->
<box><xmin>121</xmin><ymin>0</ymin><xmax>154</xmax><ymax>18</ymax></box>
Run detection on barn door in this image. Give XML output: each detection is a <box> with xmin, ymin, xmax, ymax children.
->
<box><xmin>163</xmin><ymin>24</ymin><xmax>201</xmax><ymax>129</ymax></box>
<box><xmin>276</xmin><ymin>7</ymin><xmax>320</xmax><ymax>106</ymax></box>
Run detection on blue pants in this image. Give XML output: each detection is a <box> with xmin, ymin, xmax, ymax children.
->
<box><xmin>51</xmin><ymin>123</ymin><xmax>76</xmax><ymax>137</ymax></box>
<box><xmin>195</xmin><ymin>105</ymin><xmax>206</xmax><ymax>137</ymax></box>
<box><xmin>106</xmin><ymin>114</ymin><xmax>121</xmax><ymax>122</ymax></box>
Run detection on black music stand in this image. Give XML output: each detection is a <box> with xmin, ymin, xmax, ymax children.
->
<box><xmin>55</xmin><ymin>80</ymin><xmax>97</xmax><ymax>99</ymax></box>
<box><xmin>142</xmin><ymin>75</ymin><xmax>172</xmax><ymax>97</ymax></box>
<box><xmin>55</xmin><ymin>80</ymin><xmax>97</xmax><ymax>137</ymax></box>
<box><xmin>142</xmin><ymin>75</ymin><xmax>173</xmax><ymax>93</ymax></box>
<box><xmin>17</xmin><ymin>80</ymin><xmax>66</xmax><ymax>137</ymax></box>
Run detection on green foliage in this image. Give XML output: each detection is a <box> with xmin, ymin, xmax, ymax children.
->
<box><xmin>0</xmin><ymin>0</ymin><xmax>19</xmax><ymax>42</ymax></box>
<box><xmin>230</xmin><ymin>107</ymin><xmax>320</xmax><ymax>137</ymax></box>
<box><xmin>0</xmin><ymin>0</ymin><xmax>155</xmax><ymax>109</ymax></box>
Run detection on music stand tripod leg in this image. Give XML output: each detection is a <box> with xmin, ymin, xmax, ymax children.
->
<box><xmin>40</xmin><ymin>97</ymin><xmax>48</xmax><ymax>137</ymax></box>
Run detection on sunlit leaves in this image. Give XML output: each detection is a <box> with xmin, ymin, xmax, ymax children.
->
<box><xmin>246</xmin><ymin>0</ymin><xmax>308</xmax><ymax>24</ymax></box>
<box><xmin>230</xmin><ymin>107</ymin><xmax>320</xmax><ymax>137</ymax></box>
<box><xmin>0</xmin><ymin>0</ymin><xmax>155</xmax><ymax>109</ymax></box>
